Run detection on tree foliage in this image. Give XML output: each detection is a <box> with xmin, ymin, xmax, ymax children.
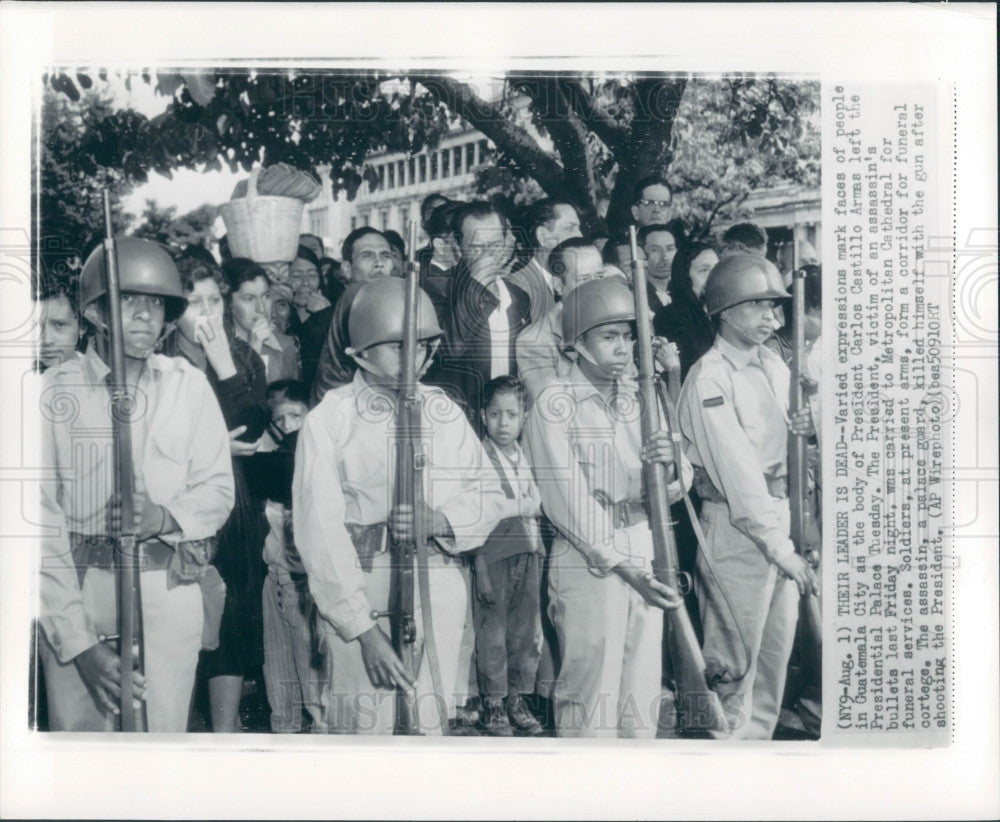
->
<box><xmin>37</xmin><ymin>86</ymin><xmax>135</xmax><ymax>277</ymax></box>
<box><xmin>131</xmin><ymin>200</ymin><xmax>218</xmax><ymax>252</ymax></box>
<box><xmin>41</xmin><ymin>69</ymin><xmax>819</xmax><ymax>243</ymax></box>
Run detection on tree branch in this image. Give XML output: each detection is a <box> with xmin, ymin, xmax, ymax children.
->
<box><xmin>408</xmin><ymin>73</ymin><xmax>568</xmax><ymax>196</ymax></box>
<box><xmin>557</xmin><ymin>78</ymin><xmax>628</xmax><ymax>154</ymax></box>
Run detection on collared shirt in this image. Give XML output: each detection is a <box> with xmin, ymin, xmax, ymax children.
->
<box><xmin>523</xmin><ymin>364</ymin><xmax>691</xmax><ymax>575</ymax></box>
<box><xmin>235</xmin><ymin>326</ymin><xmax>300</xmax><ymax>384</ymax></box>
<box><xmin>677</xmin><ymin>334</ymin><xmax>794</xmax><ymax>562</ymax></box>
<box><xmin>39</xmin><ymin>344</ymin><xmax>235</xmax><ymax>663</ymax></box>
<box><xmin>515</xmin><ymin>303</ymin><xmax>575</xmax><ymax>406</ymax></box>
<box><xmin>488</xmin><ymin>276</ymin><xmax>513</xmax><ymax>379</ymax></box>
<box><xmin>489</xmin><ymin>440</ymin><xmax>542</xmax><ymax>521</ymax></box>
<box><xmin>292</xmin><ymin>370</ymin><xmax>507</xmax><ymax>642</ymax></box>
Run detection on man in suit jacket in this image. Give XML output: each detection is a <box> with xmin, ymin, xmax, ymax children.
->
<box><xmin>507</xmin><ymin>197</ymin><xmax>583</xmax><ymax>326</ymax></box>
<box><xmin>426</xmin><ymin>201</ymin><xmax>531</xmax><ymax>431</ymax></box>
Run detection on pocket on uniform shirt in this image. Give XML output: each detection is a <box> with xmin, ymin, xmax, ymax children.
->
<box><xmin>149</xmin><ymin>429</ymin><xmax>189</xmax><ymax>498</ymax></box>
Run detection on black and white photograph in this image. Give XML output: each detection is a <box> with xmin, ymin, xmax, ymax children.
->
<box><xmin>1</xmin><ymin>4</ymin><xmax>996</xmax><ymax>820</ymax></box>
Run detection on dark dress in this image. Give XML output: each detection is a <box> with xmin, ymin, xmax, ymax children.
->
<box><xmin>653</xmin><ymin>296</ymin><xmax>717</xmax><ymax>383</ymax></box>
<box><xmin>196</xmin><ymin>338</ymin><xmax>270</xmax><ymax>679</ymax></box>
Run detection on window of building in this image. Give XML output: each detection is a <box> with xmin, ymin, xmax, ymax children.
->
<box><xmin>380</xmin><ymin>210</ymin><xmax>390</xmax><ymax>230</ymax></box>
<box><xmin>378</xmin><ymin>165</ymin><xmax>386</xmax><ymax>189</ymax></box>
<box><xmin>418</xmin><ymin>155</ymin><xmax>427</xmax><ymax>183</ymax></box>
<box><xmin>388</xmin><ymin>163</ymin><xmax>395</xmax><ymax>188</ymax></box>
<box><xmin>400</xmin><ymin>206</ymin><xmax>410</xmax><ymax>234</ymax></box>
<box><xmin>398</xmin><ymin>160</ymin><xmax>406</xmax><ymax>187</ymax></box>
<box><xmin>430</xmin><ymin>152</ymin><xmax>439</xmax><ymax>181</ymax></box>
<box><xmin>453</xmin><ymin>146</ymin><xmax>463</xmax><ymax>175</ymax></box>
<box><xmin>441</xmin><ymin>149</ymin><xmax>450</xmax><ymax>178</ymax></box>
<box><xmin>465</xmin><ymin>142</ymin><xmax>476</xmax><ymax>170</ymax></box>
<box><xmin>309</xmin><ymin>208</ymin><xmax>327</xmax><ymax>238</ymax></box>
<box><xmin>478</xmin><ymin>139</ymin><xmax>489</xmax><ymax>161</ymax></box>
<box><xmin>350</xmin><ymin>216</ymin><xmax>358</xmax><ymax>232</ymax></box>
<box><xmin>362</xmin><ymin>212</ymin><xmax>370</xmax><ymax>227</ymax></box>
<box><xmin>408</xmin><ymin>157</ymin><xmax>416</xmax><ymax>185</ymax></box>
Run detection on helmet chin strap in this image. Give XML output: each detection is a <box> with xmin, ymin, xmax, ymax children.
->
<box><xmin>573</xmin><ymin>340</ymin><xmax>620</xmax><ymax>380</ymax></box>
<box><xmin>719</xmin><ymin>313</ymin><xmax>768</xmax><ymax>347</ymax></box>
<box><xmin>85</xmin><ymin>309</ymin><xmax>168</xmax><ymax>360</ymax></box>
<box><xmin>349</xmin><ymin>339</ymin><xmax>441</xmax><ymax>381</ymax></box>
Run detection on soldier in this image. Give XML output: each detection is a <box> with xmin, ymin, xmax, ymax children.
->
<box><xmin>523</xmin><ymin>277</ymin><xmax>691</xmax><ymax>738</ymax></box>
<box><xmin>292</xmin><ymin>277</ymin><xmax>506</xmax><ymax>734</ymax></box>
<box><xmin>677</xmin><ymin>253</ymin><xmax>818</xmax><ymax>740</ymax></box>
<box><xmin>38</xmin><ymin>238</ymin><xmax>234</xmax><ymax>731</ymax></box>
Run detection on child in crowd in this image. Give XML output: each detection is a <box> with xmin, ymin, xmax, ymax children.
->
<box><xmin>248</xmin><ymin>379</ymin><xmax>328</xmax><ymax>732</ymax></box>
<box><xmin>473</xmin><ymin>376</ymin><xmax>544</xmax><ymax>736</ymax></box>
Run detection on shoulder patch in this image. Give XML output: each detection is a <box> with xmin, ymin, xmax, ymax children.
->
<box><xmin>702</xmin><ymin>396</ymin><xmax>725</xmax><ymax>408</ymax></box>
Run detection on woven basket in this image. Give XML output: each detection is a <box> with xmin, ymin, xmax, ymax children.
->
<box><xmin>219</xmin><ymin>167</ymin><xmax>305</xmax><ymax>264</ymax></box>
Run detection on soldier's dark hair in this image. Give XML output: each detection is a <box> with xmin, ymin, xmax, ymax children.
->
<box><xmin>340</xmin><ymin>227</ymin><xmax>385</xmax><ymax>264</ymax></box>
<box><xmin>721</xmin><ymin>222</ymin><xmax>768</xmax><ymax>254</ymax></box>
<box><xmin>601</xmin><ymin>232</ymin><xmax>631</xmax><ymax>265</ymax></box>
<box><xmin>267</xmin><ymin>378</ymin><xmax>310</xmax><ymax>409</ymax></box>
<box><xmin>631</xmin><ymin>174</ymin><xmax>672</xmax><ymax>204</ymax></box>
<box><xmin>522</xmin><ymin>198</ymin><xmax>577</xmax><ymax>249</ymax></box>
<box><xmin>451</xmin><ymin>200</ymin><xmax>508</xmax><ymax>246</ymax></box>
<box><xmin>548</xmin><ymin>237</ymin><xmax>599</xmax><ymax>283</ymax></box>
<box><xmin>482</xmin><ymin>375</ymin><xmax>526</xmax><ymax>411</ymax></box>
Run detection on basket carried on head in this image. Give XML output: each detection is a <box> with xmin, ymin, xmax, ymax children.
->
<box><xmin>219</xmin><ymin>167</ymin><xmax>306</xmax><ymax>264</ymax></box>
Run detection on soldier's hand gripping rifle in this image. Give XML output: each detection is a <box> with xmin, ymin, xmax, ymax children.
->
<box><xmin>102</xmin><ymin>190</ymin><xmax>147</xmax><ymax>732</ymax></box>
<box><xmin>629</xmin><ymin>226</ymin><xmax>729</xmax><ymax>734</ymax></box>
<box><xmin>787</xmin><ymin>242</ymin><xmax>822</xmax><ymax>680</ymax></box>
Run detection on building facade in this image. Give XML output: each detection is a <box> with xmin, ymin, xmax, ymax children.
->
<box><xmin>301</xmin><ymin>126</ymin><xmax>492</xmax><ymax>257</ymax></box>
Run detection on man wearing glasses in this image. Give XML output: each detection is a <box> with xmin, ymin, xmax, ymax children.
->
<box><xmin>630</xmin><ymin>174</ymin><xmax>674</xmax><ymax>228</ymax></box>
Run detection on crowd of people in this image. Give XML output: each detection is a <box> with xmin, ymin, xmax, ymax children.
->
<box><xmin>34</xmin><ymin>172</ymin><xmax>823</xmax><ymax>739</ymax></box>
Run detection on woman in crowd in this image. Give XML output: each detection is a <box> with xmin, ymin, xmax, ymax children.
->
<box><xmin>164</xmin><ymin>253</ymin><xmax>270</xmax><ymax>732</ymax></box>
<box><xmin>287</xmin><ymin>245</ymin><xmax>330</xmax><ymax>328</ymax></box>
<box><xmin>222</xmin><ymin>257</ymin><xmax>300</xmax><ymax>383</ymax></box>
<box><xmin>653</xmin><ymin>240</ymin><xmax>720</xmax><ymax>381</ymax></box>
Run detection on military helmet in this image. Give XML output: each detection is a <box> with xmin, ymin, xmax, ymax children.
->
<box><xmin>80</xmin><ymin>238</ymin><xmax>187</xmax><ymax>322</ymax></box>
<box><xmin>702</xmin><ymin>253</ymin><xmax>790</xmax><ymax>316</ymax></box>
<box><xmin>347</xmin><ymin>277</ymin><xmax>443</xmax><ymax>352</ymax></box>
<box><xmin>561</xmin><ymin>277</ymin><xmax>636</xmax><ymax>344</ymax></box>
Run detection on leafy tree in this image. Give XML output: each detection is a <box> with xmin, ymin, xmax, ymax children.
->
<box><xmin>42</xmin><ymin>69</ymin><xmax>818</xmax><ymax>239</ymax></box>
<box><xmin>37</xmin><ymin>85</ymin><xmax>135</xmax><ymax>279</ymax></box>
<box><xmin>132</xmin><ymin>200</ymin><xmax>219</xmax><ymax>252</ymax></box>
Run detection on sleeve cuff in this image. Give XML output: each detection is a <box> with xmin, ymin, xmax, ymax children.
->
<box><xmin>765</xmin><ymin>537</ymin><xmax>797</xmax><ymax>563</ymax></box>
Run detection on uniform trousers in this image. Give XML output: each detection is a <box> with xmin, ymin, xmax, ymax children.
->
<box><xmin>40</xmin><ymin>568</ymin><xmax>203</xmax><ymax>732</ymax></box>
<box><xmin>262</xmin><ymin>571</ymin><xmax>328</xmax><ymax>732</ymax></box>
<box><xmin>548</xmin><ymin>523</ymin><xmax>663</xmax><ymax>738</ymax></box>
<box><xmin>695</xmin><ymin>500</ymin><xmax>799</xmax><ymax>739</ymax></box>
<box><xmin>323</xmin><ymin>550</ymin><xmax>469</xmax><ymax>734</ymax></box>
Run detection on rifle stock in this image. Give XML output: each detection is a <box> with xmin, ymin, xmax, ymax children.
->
<box><xmin>101</xmin><ymin>190</ymin><xmax>146</xmax><ymax>732</ymax></box>
<box><xmin>390</xmin><ymin>222</ymin><xmax>424</xmax><ymax>734</ymax></box>
<box><xmin>787</xmin><ymin>243</ymin><xmax>823</xmax><ymax>680</ymax></box>
<box><xmin>628</xmin><ymin>227</ymin><xmax>728</xmax><ymax>734</ymax></box>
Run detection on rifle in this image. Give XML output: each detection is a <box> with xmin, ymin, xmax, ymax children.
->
<box><xmin>102</xmin><ymin>190</ymin><xmax>147</xmax><ymax>732</ymax></box>
<box><xmin>629</xmin><ymin>226</ymin><xmax>729</xmax><ymax>734</ymax></box>
<box><xmin>387</xmin><ymin>220</ymin><xmax>424</xmax><ymax>734</ymax></box>
<box><xmin>787</xmin><ymin>242</ymin><xmax>823</xmax><ymax>682</ymax></box>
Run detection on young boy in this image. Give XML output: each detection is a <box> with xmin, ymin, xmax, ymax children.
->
<box><xmin>292</xmin><ymin>277</ymin><xmax>507</xmax><ymax>734</ymax></box>
<box><xmin>247</xmin><ymin>379</ymin><xmax>327</xmax><ymax>733</ymax></box>
<box><xmin>472</xmin><ymin>376</ymin><xmax>544</xmax><ymax>736</ymax></box>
